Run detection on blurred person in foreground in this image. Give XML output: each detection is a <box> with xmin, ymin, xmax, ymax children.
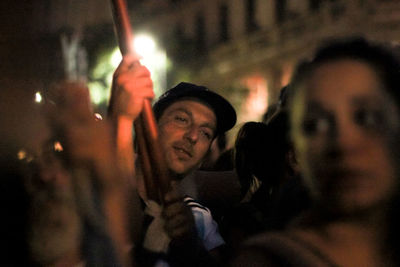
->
<box><xmin>232</xmin><ymin>37</ymin><xmax>400</xmax><ymax>266</ymax></box>
<box><xmin>110</xmin><ymin>56</ymin><xmax>236</xmax><ymax>266</ymax></box>
<box><xmin>0</xmin><ymin>79</ymin><xmax>138</xmax><ymax>266</ymax></box>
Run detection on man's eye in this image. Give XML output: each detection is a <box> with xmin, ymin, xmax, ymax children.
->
<box><xmin>302</xmin><ymin>117</ymin><xmax>330</xmax><ymax>136</ymax></box>
<box><xmin>174</xmin><ymin>115</ymin><xmax>188</xmax><ymax>124</ymax></box>
<box><xmin>200</xmin><ymin>130</ymin><xmax>212</xmax><ymax>140</ymax></box>
<box><xmin>354</xmin><ymin>109</ymin><xmax>383</xmax><ymax>129</ymax></box>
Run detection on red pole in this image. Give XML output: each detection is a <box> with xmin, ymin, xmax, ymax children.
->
<box><xmin>110</xmin><ymin>0</ymin><xmax>170</xmax><ymax>202</ymax></box>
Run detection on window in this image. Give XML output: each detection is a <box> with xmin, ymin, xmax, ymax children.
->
<box><xmin>219</xmin><ymin>4</ymin><xmax>229</xmax><ymax>42</ymax></box>
<box><xmin>246</xmin><ymin>0</ymin><xmax>258</xmax><ymax>32</ymax></box>
<box><xmin>276</xmin><ymin>0</ymin><xmax>286</xmax><ymax>24</ymax></box>
<box><xmin>195</xmin><ymin>14</ymin><xmax>206</xmax><ymax>52</ymax></box>
<box><xmin>309</xmin><ymin>0</ymin><xmax>321</xmax><ymax>12</ymax></box>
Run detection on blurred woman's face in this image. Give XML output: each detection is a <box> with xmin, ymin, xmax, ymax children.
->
<box><xmin>291</xmin><ymin>59</ymin><xmax>400</xmax><ymax>215</ymax></box>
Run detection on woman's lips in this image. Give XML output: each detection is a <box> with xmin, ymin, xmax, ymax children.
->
<box><xmin>324</xmin><ymin>167</ymin><xmax>372</xmax><ymax>189</ymax></box>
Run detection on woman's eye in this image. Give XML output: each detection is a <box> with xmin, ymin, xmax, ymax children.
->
<box><xmin>354</xmin><ymin>109</ymin><xmax>383</xmax><ymax>129</ymax></box>
<box><xmin>302</xmin><ymin>116</ymin><xmax>330</xmax><ymax>136</ymax></box>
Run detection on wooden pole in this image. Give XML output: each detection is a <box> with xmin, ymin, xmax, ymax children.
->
<box><xmin>110</xmin><ymin>0</ymin><xmax>170</xmax><ymax>203</ymax></box>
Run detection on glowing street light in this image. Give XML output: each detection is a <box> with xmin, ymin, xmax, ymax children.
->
<box><xmin>134</xmin><ymin>34</ymin><xmax>156</xmax><ymax>58</ymax></box>
<box><xmin>132</xmin><ymin>34</ymin><xmax>167</xmax><ymax>97</ymax></box>
<box><xmin>110</xmin><ymin>33</ymin><xmax>168</xmax><ymax>97</ymax></box>
<box><xmin>35</xmin><ymin>92</ymin><xmax>42</xmax><ymax>103</ymax></box>
<box><xmin>88</xmin><ymin>33</ymin><xmax>168</xmax><ymax>106</ymax></box>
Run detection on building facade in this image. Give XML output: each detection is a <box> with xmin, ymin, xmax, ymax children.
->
<box><xmin>130</xmin><ymin>0</ymin><xmax>400</xmax><ymax>125</ymax></box>
<box><xmin>7</xmin><ymin>0</ymin><xmax>400</xmax><ymax>127</ymax></box>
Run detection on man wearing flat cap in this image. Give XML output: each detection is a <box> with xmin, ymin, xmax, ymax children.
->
<box><xmin>110</xmin><ymin>56</ymin><xmax>236</xmax><ymax>266</ymax></box>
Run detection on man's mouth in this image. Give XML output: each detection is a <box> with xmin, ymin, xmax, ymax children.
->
<box><xmin>173</xmin><ymin>145</ymin><xmax>192</xmax><ymax>158</ymax></box>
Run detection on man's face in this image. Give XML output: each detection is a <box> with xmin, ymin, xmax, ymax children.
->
<box><xmin>19</xmin><ymin>112</ymin><xmax>82</xmax><ymax>265</ymax></box>
<box><xmin>158</xmin><ymin>99</ymin><xmax>217</xmax><ymax>178</ymax></box>
<box><xmin>291</xmin><ymin>59</ymin><xmax>400</xmax><ymax>215</ymax></box>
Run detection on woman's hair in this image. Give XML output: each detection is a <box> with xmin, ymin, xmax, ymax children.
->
<box><xmin>234</xmin><ymin>115</ymin><xmax>293</xmax><ymax>198</ymax></box>
<box><xmin>234</xmin><ymin>122</ymin><xmax>270</xmax><ymax>197</ymax></box>
<box><xmin>289</xmin><ymin>37</ymin><xmax>400</xmax><ymax>108</ymax></box>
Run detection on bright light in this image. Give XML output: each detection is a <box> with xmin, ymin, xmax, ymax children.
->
<box><xmin>17</xmin><ymin>150</ymin><xmax>27</xmax><ymax>160</ymax></box>
<box><xmin>134</xmin><ymin>34</ymin><xmax>156</xmax><ymax>57</ymax></box>
<box><xmin>54</xmin><ymin>141</ymin><xmax>63</xmax><ymax>152</ymax></box>
<box><xmin>240</xmin><ymin>75</ymin><xmax>269</xmax><ymax>122</ymax></box>
<box><xmin>110</xmin><ymin>49</ymin><xmax>122</xmax><ymax>67</ymax></box>
<box><xmin>94</xmin><ymin>113</ymin><xmax>103</xmax><ymax>121</ymax></box>
<box><xmin>87</xmin><ymin>81</ymin><xmax>107</xmax><ymax>105</ymax></box>
<box><xmin>17</xmin><ymin>149</ymin><xmax>34</xmax><ymax>162</ymax></box>
<box><xmin>35</xmin><ymin>92</ymin><xmax>42</xmax><ymax>103</ymax></box>
<box><xmin>131</xmin><ymin>34</ymin><xmax>168</xmax><ymax>97</ymax></box>
<box><xmin>87</xmin><ymin>33</ymin><xmax>168</xmax><ymax>106</ymax></box>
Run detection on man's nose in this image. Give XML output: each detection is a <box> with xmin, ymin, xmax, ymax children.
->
<box><xmin>36</xmin><ymin>159</ymin><xmax>70</xmax><ymax>187</ymax></box>
<box><xmin>38</xmin><ymin>164</ymin><xmax>58</xmax><ymax>183</ymax></box>
<box><xmin>183</xmin><ymin>126</ymin><xmax>199</xmax><ymax>144</ymax></box>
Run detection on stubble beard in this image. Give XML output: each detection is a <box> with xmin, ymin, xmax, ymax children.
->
<box><xmin>27</xmin><ymin>189</ymin><xmax>82</xmax><ymax>265</ymax></box>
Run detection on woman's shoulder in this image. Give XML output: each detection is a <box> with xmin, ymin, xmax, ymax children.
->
<box><xmin>231</xmin><ymin>231</ymin><xmax>336</xmax><ymax>267</ymax></box>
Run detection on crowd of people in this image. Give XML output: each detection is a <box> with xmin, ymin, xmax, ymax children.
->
<box><xmin>1</xmin><ymin>36</ymin><xmax>400</xmax><ymax>267</ymax></box>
